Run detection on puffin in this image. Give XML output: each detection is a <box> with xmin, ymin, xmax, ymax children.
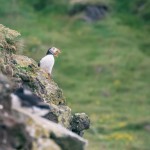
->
<box><xmin>11</xmin><ymin>87</ymin><xmax>51</xmax><ymax>116</ymax></box>
<box><xmin>38</xmin><ymin>47</ymin><xmax>61</xmax><ymax>79</ymax></box>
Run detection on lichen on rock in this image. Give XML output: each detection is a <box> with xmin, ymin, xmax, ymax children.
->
<box><xmin>0</xmin><ymin>24</ymin><xmax>21</xmax><ymax>54</ymax></box>
<box><xmin>70</xmin><ymin>113</ymin><xmax>90</xmax><ymax>136</ymax></box>
<box><xmin>11</xmin><ymin>54</ymin><xmax>66</xmax><ymax>105</ymax></box>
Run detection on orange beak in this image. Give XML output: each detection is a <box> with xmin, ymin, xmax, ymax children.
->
<box><xmin>57</xmin><ymin>49</ymin><xmax>61</xmax><ymax>54</ymax></box>
<box><xmin>54</xmin><ymin>49</ymin><xmax>61</xmax><ymax>57</ymax></box>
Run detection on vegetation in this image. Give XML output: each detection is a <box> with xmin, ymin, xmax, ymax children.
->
<box><xmin>0</xmin><ymin>24</ymin><xmax>21</xmax><ymax>54</ymax></box>
<box><xmin>0</xmin><ymin>0</ymin><xmax>150</xmax><ymax>150</ymax></box>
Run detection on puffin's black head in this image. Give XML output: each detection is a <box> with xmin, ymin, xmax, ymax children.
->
<box><xmin>46</xmin><ymin>47</ymin><xmax>61</xmax><ymax>56</ymax></box>
<box><xmin>46</xmin><ymin>48</ymin><xmax>53</xmax><ymax>55</ymax></box>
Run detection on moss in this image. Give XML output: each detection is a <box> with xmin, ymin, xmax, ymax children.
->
<box><xmin>0</xmin><ymin>24</ymin><xmax>21</xmax><ymax>54</ymax></box>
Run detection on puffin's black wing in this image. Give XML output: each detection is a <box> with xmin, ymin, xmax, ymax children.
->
<box><xmin>38</xmin><ymin>62</ymin><xmax>40</xmax><ymax>67</ymax></box>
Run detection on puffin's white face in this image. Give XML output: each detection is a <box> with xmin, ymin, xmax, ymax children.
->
<box><xmin>50</xmin><ymin>47</ymin><xmax>61</xmax><ymax>57</ymax></box>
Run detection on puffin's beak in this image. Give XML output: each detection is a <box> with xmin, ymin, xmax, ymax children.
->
<box><xmin>58</xmin><ymin>49</ymin><xmax>61</xmax><ymax>53</ymax></box>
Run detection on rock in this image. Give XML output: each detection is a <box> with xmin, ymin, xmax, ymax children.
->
<box><xmin>11</xmin><ymin>54</ymin><xmax>66</xmax><ymax>106</ymax></box>
<box><xmin>44</xmin><ymin>104</ymin><xmax>72</xmax><ymax>128</ymax></box>
<box><xmin>0</xmin><ymin>74</ymin><xmax>12</xmax><ymax>112</ymax></box>
<box><xmin>0</xmin><ymin>74</ymin><xmax>87</xmax><ymax>150</ymax></box>
<box><xmin>9</xmin><ymin>54</ymin><xmax>71</xmax><ymax>127</ymax></box>
<box><xmin>12</xmin><ymin>107</ymin><xmax>87</xmax><ymax>150</ymax></box>
<box><xmin>0</xmin><ymin>74</ymin><xmax>32</xmax><ymax>150</ymax></box>
<box><xmin>0</xmin><ymin>24</ymin><xmax>21</xmax><ymax>54</ymax></box>
<box><xmin>69</xmin><ymin>3</ymin><xmax>108</xmax><ymax>22</ymax></box>
<box><xmin>84</xmin><ymin>5</ymin><xmax>108</xmax><ymax>22</ymax></box>
<box><xmin>1</xmin><ymin>65</ymin><xmax>14</xmax><ymax>77</ymax></box>
<box><xmin>0</xmin><ymin>24</ymin><xmax>90</xmax><ymax>149</ymax></box>
<box><xmin>0</xmin><ymin>117</ymin><xmax>32</xmax><ymax>150</ymax></box>
<box><xmin>12</xmin><ymin>54</ymin><xmax>37</xmax><ymax>67</ymax></box>
<box><xmin>70</xmin><ymin>113</ymin><xmax>90</xmax><ymax>136</ymax></box>
<box><xmin>0</xmin><ymin>53</ymin><xmax>71</xmax><ymax>128</ymax></box>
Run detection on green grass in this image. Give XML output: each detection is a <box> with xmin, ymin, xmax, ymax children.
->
<box><xmin>0</xmin><ymin>3</ymin><xmax>150</xmax><ymax>149</ymax></box>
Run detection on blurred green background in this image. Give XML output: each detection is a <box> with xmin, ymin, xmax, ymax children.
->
<box><xmin>0</xmin><ymin>0</ymin><xmax>150</xmax><ymax>149</ymax></box>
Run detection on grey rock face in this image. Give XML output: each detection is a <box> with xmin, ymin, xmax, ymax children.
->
<box><xmin>0</xmin><ymin>74</ymin><xmax>32</xmax><ymax>150</ymax></box>
<box><xmin>0</xmin><ymin>120</ymin><xmax>32</xmax><ymax>150</ymax></box>
<box><xmin>44</xmin><ymin>104</ymin><xmax>72</xmax><ymax>128</ymax></box>
<box><xmin>0</xmin><ymin>53</ymin><xmax>70</xmax><ymax>128</ymax></box>
<box><xmin>12</xmin><ymin>107</ymin><xmax>87</xmax><ymax>150</ymax></box>
<box><xmin>0</xmin><ymin>74</ymin><xmax>12</xmax><ymax>112</ymax></box>
<box><xmin>0</xmin><ymin>74</ymin><xmax>87</xmax><ymax>150</ymax></box>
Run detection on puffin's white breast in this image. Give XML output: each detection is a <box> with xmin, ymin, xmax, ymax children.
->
<box><xmin>40</xmin><ymin>55</ymin><xmax>54</xmax><ymax>74</ymax></box>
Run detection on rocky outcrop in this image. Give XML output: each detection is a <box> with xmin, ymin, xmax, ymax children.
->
<box><xmin>0</xmin><ymin>74</ymin><xmax>32</xmax><ymax>150</ymax></box>
<box><xmin>0</xmin><ymin>24</ymin><xmax>71</xmax><ymax>128</ymax></box>
<box><xmin>69</xmin><ymin>3</ymin><xmax>108</xmax><ymax>22</ymax></box>
<box><xmin>70</xmin><ymin>113</ymin><xmax>90</xmax><ymax>136</ymax></box>
<box><xmin>0</xmin><ymin>24</ymin><xmax>90</xmax><ymax>150</ymax></box>
<box><xmin>0</xmin><ymin>74</ymin><xmax>87</xmax><ymax>150</ymax></box>
<box><xmin>10</xmin><ymin>54</ymin><xmax>66</xmax><ymax>105</ymax></box>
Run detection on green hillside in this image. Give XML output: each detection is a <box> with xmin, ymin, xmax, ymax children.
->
<box><xmin>0</xmin><ymin>0</ymin><xmax>150</xmax><ymax>150</ymax></box>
